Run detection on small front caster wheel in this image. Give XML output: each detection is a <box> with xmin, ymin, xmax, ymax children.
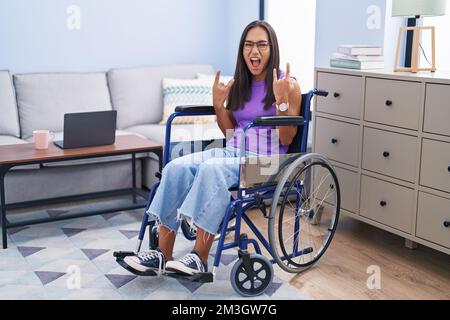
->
<box><xmin>230</xmin><ymin>254</ymin><xmax>273</xmax><ymax>297</ymax></box>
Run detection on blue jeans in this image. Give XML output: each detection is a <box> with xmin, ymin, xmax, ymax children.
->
<box><xmin>147</xmin><ymin>147</ymin><xmax>245</xmax><ymax>235</ymax></box>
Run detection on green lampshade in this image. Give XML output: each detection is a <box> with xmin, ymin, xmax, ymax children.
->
<box><xmin>392</xmin><ymin>0</ymin><xmax>447</xmax><ymax>17</ymax></box>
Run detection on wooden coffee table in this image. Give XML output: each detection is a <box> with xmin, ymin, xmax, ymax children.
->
<box><xmin>0</xmin><ymin>134</ymin><xmax>163</xmax><ymax>249</ymax></box>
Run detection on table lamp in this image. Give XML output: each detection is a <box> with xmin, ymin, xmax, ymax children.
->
<box><xmin>392</xmin><ymin>0</ymin><xmax>447</xmax><ymax>73</ymax></box>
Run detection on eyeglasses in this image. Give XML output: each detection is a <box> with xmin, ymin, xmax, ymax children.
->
<box><xmin>243</xmin><ymin>41</ymin><xmax>270</xmax><ymax>52</ymax></box>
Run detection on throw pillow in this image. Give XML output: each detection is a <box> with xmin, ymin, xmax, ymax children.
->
<box><xmin>161</xmin><ymin>78</ymin><xmax>216</xmax><ymax>124</ymax></box>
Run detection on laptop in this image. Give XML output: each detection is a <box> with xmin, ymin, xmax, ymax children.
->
<box><xmin>54</xmin><ymin>110</ymin><xmax>117</xmax><ymax>149</ymax></box>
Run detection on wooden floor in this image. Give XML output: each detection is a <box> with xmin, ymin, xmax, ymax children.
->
<box><xmin>242</xmin><ymin>210</ymin><xmax>450</xmax><ymax>300</ymax></box>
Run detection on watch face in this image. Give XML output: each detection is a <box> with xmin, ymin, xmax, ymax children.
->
<box><xmin>278</xmin><ymin>103</ymin><xmax>288</xmax><ymax>112</ymax></box>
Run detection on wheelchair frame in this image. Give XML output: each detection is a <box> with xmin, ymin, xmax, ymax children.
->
<box><xmin>114</xmin><ymin>89</ymin><xmax>337</xmax><ymax>295</ymax></box>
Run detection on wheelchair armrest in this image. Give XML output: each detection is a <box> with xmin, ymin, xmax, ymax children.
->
<box><xmin>174</xmin><ymin>105</ymin><xmax>215</xmax><ymax>115</ymax></box>
<box><xmin>314</xmin><ymin>89</ymin><xmax>328</xmax><ymax>97</ymax></box>
<box><xmin>252</xmin><ymin>116</ymin><xmax>305</xmax><ymax>126</ymax></box>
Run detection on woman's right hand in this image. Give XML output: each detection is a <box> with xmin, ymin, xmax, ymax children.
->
<box><xmin>213</xmin><ymin>71</ymin><xmax>234</xmax><ymax>109</ymax></box>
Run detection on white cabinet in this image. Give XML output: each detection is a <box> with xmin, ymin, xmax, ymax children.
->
<box><xmin>417</xmin><ymin>192</ymin><xmax>450</xmax><ymax>248</ymax></box>
<box><xmin>364</xmin><ymin>78</ymin><xmax>422</xmax><ymax>130</ymax></box>
<box><xmin>360</xmin><ymin>175</ymin><xmax>414</xmax><ymax>233</ymax></box>
<box><xmin>314</xmin><ymin>117</ymin><xmax>360</xmax><ymax>167</ymax></box>
<box><xmin>362</xmin><ymin>127</ymin><xmax>417</xmax><ymax>183</ymax></box>
<box><xmin>333</xmin><ymin>166</ymin><xmax>359</xmax><ymax>214</ymax></box>
<box><xmin>314</xmin><ymin>67</ymin><xmax>450</xmax><ymax>254</ymax></box>
<box><xmin>420</xmin><ymin>139</ymin><xmax>450</xmax><ymax>193</ymax></box>
<box><xmin>316</xmin><ymin>72</ymin><xmax>363</xmax><ymax>119</ymax></box>
<box><xmin>424</xmin><ymin>84</ymin><xmax>450</xmax><ymax>137</ymax></box>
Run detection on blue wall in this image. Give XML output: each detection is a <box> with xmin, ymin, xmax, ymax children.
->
<box><xmin>223</xmin><ymin>0</ymin><xmax>260</xmax><ymax>76</ymax></box>
<box><xmin>315</xmin><ymin>0</ymin><xmax>386</xmax><ymax>66</ymax></box>
<box><xmin>0</xmin><ymin>0</ymin><xmax>258</xmax><ymax>75</ymax></box>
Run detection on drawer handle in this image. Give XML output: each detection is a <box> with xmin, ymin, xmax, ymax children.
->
<box><xmin>333</xmin><ymin>92</ymin><xmax>340</xmax><ymax>98</ymax></box>
<box><xmin>331</xmin><ymin>138</ymin><xmax>338</xmax><ymax>144</ymax></box>
<box><xmin>379</xmin><ymin>201</ymin><xmax>387</xmax><ymax>207</ymax></box>
<box><xmin>383</xmin><ymin>151</ymin><xmax>390</xmax><ymax>158</ymax></box>
<box><xmin>448</xmin><ymin>166</ymin><xmax>450</xmax><ymax>173</ymax></box>
<box><xmin>444</xmin><ymin>221</ymin><xmax>450</xmax><ymax>228</ymax></box>
<box><xmin>385</xmin><ymin>100</ymin><xmax>393</xmax><ymax>106</ymax></box>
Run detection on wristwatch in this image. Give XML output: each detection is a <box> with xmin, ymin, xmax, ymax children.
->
<box><xmin>276</xmin><ymin>102</ymin><xmax>289</xmax><ymax>112</ymax></box>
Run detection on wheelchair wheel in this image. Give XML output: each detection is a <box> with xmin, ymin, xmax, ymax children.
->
<box><xmin>268</xmin><ymin>153</ymin><xmax>340</xmax><ymax>273</ymax></box>
<box><xmin>230</xmin><ymin>254</ymin><xmax>273</xmax><ymax>297</ymax></box>
<box><xmin>181</xmin><ymin>218</ymin><xmax>197</xmax><ymax>240</ymax></box>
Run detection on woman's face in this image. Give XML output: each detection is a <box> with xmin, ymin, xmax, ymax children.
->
<box><xmin>243</xmin><ymin>26</ymin><xmax>271</xmax><ymax>81</ymax></box>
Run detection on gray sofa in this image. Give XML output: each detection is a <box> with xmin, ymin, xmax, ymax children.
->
<box><xmin>0</xmin><ymin>64</ymin><xmax>224</xmax><ymax>204</ymax></box>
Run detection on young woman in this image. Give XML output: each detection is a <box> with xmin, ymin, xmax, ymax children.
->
<box><xmin>125</xmin><ymin>20</ymin><xmax>301</xmax><ymax>275</ymax></box>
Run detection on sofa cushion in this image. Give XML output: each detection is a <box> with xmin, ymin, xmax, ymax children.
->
<box><xmin>0</xmin><ymin>135</ymin><xmax>27</xmax><ymax>146</ymax></box>
<box><xmin>0</xmin><ymin>71</ymin><xmax>20</xmax><ymax>137</ymax></box>
<box><xmin>125</xmin><ymin>123</ymin><xmax>224</xmax><ymax>146</ymax></box>
<box><xmin>107</xmin><ymin>64</ymin><xmax>215</xmax><ymax>129</ymax></box>
<box><xmin>0</xmin><ymin>135</ymin><xmax>39</xmax><ymax>170</ymax></box>
<box><xmin>5</xmin><ymin>159</ymin><xmax>142</xmax><ymax>204</ymax></box>
<box><xmin>14</xmin><ymin>73</ymin><xmax>112</xmax><ymax>139</ymax></box>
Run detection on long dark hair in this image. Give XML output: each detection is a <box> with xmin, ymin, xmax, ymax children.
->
<box><xmin>226</xmin><ymin>20</ymin><xmax>280</xmax><ymax>111</ymax></box>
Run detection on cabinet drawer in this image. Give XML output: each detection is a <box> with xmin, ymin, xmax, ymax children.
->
<box><xmin>316</xmin><ymin>72</ymin><xmax>363</xmax><ymax>119</ymax></box>
<box><xmin>424</xmin><ymin>84</ymin><xmax>450</xmax><ymax>137</ymax></box>
<box><xmin>417</xmin><ymin>192</ymin><xmax>450</xmax><ymax>248</ymax></box>
<box><xmin>315</xmin><ymin>117</ymin><xmax>360</xmax><ymax>167</ymax></box>
<box><xmin>334</xmin><ymin>166</ymin><xmax>358</xmax><ymax>213</ymax></box>
<box><xmin>362</xmin><ymin>127</ymin><xmax>417</xmax><ymax>182</ymax></box>
<box><xmin>420</xmin><ymin>139</ymin><xmax>450</xmax><ymax>193</ymax></box>
<box><xmin>314</xmin><ymin>165</ymin><xmax>358</xmax><ymax>214</ymax></box>
<box><xmin>360</xmin><ymin>175</ymin><xmax>414</xmax><ymax>233</ymax></box>
<box><xmin>364</xmin><ymin>78</ymin><xmax>421</xmax><ymax>130</ymax></box>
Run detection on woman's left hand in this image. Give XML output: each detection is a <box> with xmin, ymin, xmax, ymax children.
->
<box><xmin>273</xmin><ymin>62</ymin><xmax>295</xmax><ymax>104</ymax></box>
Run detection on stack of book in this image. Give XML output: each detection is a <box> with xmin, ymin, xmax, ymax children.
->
<box><xmin>330</xmin><ymin>45</ymin><xmax>385</xmax><ymax>70</ymax></box>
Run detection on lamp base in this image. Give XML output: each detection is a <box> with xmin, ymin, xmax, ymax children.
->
<box><xmin>394</xmin><ymin>26</ymin><xmax>436</xmax><ymax>73</ymax></box>
<box><xmin>394</xmin><ymin>66</ymin><xmax>436</xmax><ymax>73</ymax></box>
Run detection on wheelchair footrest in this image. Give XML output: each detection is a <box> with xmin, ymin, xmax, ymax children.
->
<box><xmin>113</xmin><ymin>251</ymin><xmax>135</xmax><ymax>259</ymax></box>
<box><xmin>166</xmin><ymin>271</ymin><xmax>214</xmax><ymax>283</ymax></box>
<box><xmin>114</xmin><ymin>251</ymin><xmax>158</xmax><ymax>277</ymax></box>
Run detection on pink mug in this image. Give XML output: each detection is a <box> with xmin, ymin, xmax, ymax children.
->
<box><xmin>33</xmin><ymin>130</ymin><xmax>55</xmax><ymax>150</ymax></box>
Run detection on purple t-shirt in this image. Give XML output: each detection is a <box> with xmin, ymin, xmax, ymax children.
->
<box><xmin>227</xmin><ymin>71</ymin><xmax>289</xmax><ymax>155</ymax></box>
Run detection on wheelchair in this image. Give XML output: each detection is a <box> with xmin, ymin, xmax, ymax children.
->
<box><xmin>114</xmin><ymin>88</ymin><xmax>340</xmax><ymax>297</ymax></box>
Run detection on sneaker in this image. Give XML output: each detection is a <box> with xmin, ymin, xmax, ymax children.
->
<box><xmin>166</xmin><ymin>251</ymin><xmax>207</xmax><ymax>275</ymax></box>
<box><xmin>123</xmin><ymin>249</ymin><xmax>166</xmax><ymax>273</ymax></box>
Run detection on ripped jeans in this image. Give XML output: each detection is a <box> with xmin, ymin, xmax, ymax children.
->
<box><xmin>146</xmin><ymin>147</ymin><xmax>246</xmax><ymax>235</ymax></box>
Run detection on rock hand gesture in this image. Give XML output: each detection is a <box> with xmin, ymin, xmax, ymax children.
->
<box><xmin>212</xmin><ymin>71</ymin><xmax>236</xmax><ymax>135</ymax></box>
<box><xmin>213</xmin><ymin>71</ymin><xmax>235</xmax><ymax>109</ymax></box>
<box><xmin>273</xmin><ymin>62</ymin><xmax>295</xmax><ymax>106</ymax></box>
